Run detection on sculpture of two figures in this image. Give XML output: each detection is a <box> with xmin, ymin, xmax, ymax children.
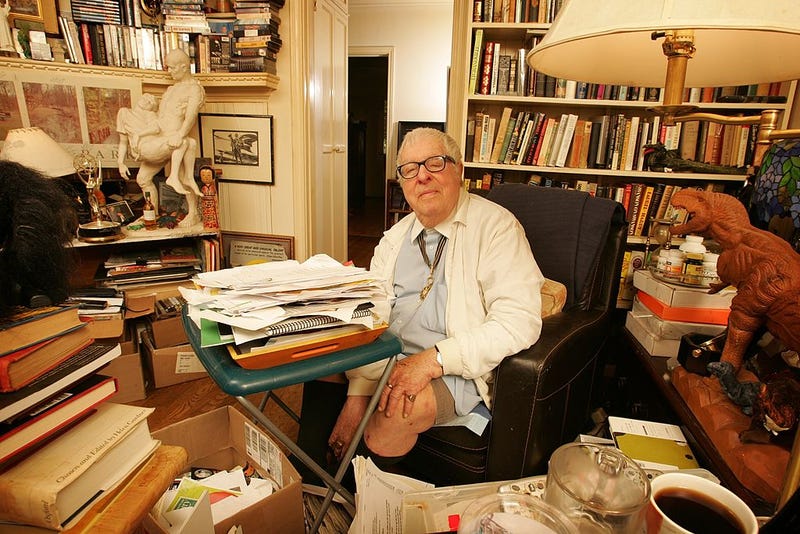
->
<box><xmin>116</xmin><ymin>49</ymin><xmax>205</xmax><ymax>228</ymax></box>
<box><xmin>0</xmin><ymin>0</ymin><xmax>16</xmax><ymax>57</ymax></box>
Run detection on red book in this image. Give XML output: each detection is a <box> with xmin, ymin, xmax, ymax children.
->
<box><xmin>479</xmin><ymin>41</ymin><xmax>495</xmax><ymax>95</ymax></box>
<box><xmin>79</xmin><ymin>23</ymin><xmax>93</xmax><ymax>64</ymax></box>
<box><xmin>0</xmin><ymin>374</ymin><xmax>117</xmax><ymax>471</ymax></box>
<box><xmin>0</xmin><ymin>324</ymin><xmax>93</xmax><ymax>392</ymax></box>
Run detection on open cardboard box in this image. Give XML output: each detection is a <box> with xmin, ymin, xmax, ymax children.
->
<box><xmin>145</xmin><ymin>406</ymin><xmax>304</xmax><ymax>534</ymax></box>
<box><xmin>141</xmin><ymin>330</ymin><xmax>207</xmax><ymax>388</ymax></box>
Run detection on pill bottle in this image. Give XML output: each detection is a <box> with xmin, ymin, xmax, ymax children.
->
<box><xmin>683</xmin><ymin>252</ymin><xmax>704</xmax><ymax>284</ymax></box>
<box><xmin>664</xmin><ymin>249</ymin><xmax>684</xmax><ymax>275</ymax></box>
<box><xmin>656</xmin><ymin>249</ymin><xmax>669</xmax><ymax>272</ymax></box>
<box><xmin>703</xmin><ymin>252</ymin><xmax>720</xmax><ymax>280</ymax></box>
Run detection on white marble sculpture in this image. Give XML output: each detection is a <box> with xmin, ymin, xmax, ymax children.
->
<box><xmin>116</xmin><ymin>49</ymin><xmax>205</xmax><ymax>228</ymax></box>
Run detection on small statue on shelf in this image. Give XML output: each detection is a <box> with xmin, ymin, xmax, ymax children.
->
<box><xmin>199</xmin><ymin>164</ymin><xmax>219</xmax><ymax>230</ymax></box>
<box><xmin>115</xmin><ymin>48</ymin><xmax>204</xmax><ymax>229</ymax></box>
<box><xmin>0</xmin><ymin>0</ymin><xmax>16</xmax><ymax>57</ymax></box>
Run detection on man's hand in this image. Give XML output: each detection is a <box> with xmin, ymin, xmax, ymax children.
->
<box><xmin>328</xmin><ymin>395</ymin><xmax>369</xmax><ymax>462</ymax></box>
<box><xmin>378</xmin><ymin>348</ymin><xmax>442</xmax><ymax>419</ymax></box>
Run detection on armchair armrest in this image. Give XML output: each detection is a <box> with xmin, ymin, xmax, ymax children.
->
<box><xmin>486</xmin><ymin>308</ymin><xmax>611</xmax><ymax>480</ymax></box>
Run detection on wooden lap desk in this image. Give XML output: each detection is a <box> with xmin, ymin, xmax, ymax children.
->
<box><xmin>181</xmin><ymin>310</ymin><xmax>402</xmax><ymax>533</ymax></box>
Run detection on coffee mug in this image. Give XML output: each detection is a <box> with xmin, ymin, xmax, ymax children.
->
<box><xmin>646</xmin><ymin>472</ymin><xmax>758</xmax><ymax>534</ymax></box>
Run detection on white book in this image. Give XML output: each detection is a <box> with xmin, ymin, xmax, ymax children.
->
<box><xmin>622</xmin><ymin>115</ymin><xmax>640</xmax><ymax>171</ymax></box>
<box><xmin>555</xmin><ymin>113</ymin><xmax>579</xmax><ymax>167</ymax></box>
<box><xmin>546</xmin><ymin>114</ymin><xmax>569</xmax><ymax>166</ymax></box>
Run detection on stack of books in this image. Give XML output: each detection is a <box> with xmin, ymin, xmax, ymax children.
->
<box><xmin>625</xmin><ymin>268</ymin><xmax>733</xmax><ymax>357</ymax></box>
<box><xmin>96</xmin><ymin>246</ymin><xmax>203</xmax><ymax>291</ymax></box>
<box><xmin>162</xmin><ymin>0</ymin><xmax>210</xmax><ymax>34</ymax></box>
<box><xmin>230</xmin><ymin>0</ymin><xmax>284</xmax><ymax>73</ymax></box>
<box><xmin>0</xmin><ymin>305</ymin><xmax>160</xmax><ymax>530</ymax></box>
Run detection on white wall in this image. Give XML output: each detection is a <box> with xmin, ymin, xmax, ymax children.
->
<box><xmin>349</xmin><ymin>1</ymin><xmax>454</xmax><ymax>174</ymax></box>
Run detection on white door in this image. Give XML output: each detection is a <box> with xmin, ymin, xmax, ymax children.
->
<box><xmin>310</xmin><ymin>0</ymin><xmax>348</xmax><ymax>261</ymax></box>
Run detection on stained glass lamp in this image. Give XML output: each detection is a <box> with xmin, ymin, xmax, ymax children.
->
<box><xmin>753</xmin><ymin>140</ymin><xmax>800</xmax><ymax>245</ymax></box>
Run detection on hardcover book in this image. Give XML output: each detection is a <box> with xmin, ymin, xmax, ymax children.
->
<box><xmin>0</xmin><ymin>323</ymin><xmax>93</xmax><ymax>392</ymax></box>
<box><xmin>0</xmin><ymin>343</ymin><xmax>121</xmax><ymax>423</ymax></box>
<box><xmin>0</xmin><ymin>306</ymin><xmax>83</xmax><ymax>357</ymax></box>
<box><xmin>0</xmin><ymin>403</ymin><xmax>157</xmax><ymax>529</ymax></box>
<box><xmin>0</xmin><ymin>374</ymin><xmax>117</xmax><ymax>470</ymax></box>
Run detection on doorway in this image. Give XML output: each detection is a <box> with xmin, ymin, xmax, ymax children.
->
<box><xmin>347</xmin><ymin>53</ymin><xmax>390</xmax><ymax>267</ymax></box>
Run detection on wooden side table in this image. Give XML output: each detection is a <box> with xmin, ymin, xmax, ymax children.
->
<box><xmin>623</xmin><ymin>328</ymin><xmax>776</xmax><ymax>515</ymax></box>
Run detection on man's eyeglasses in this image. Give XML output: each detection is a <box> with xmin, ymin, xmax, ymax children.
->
<box><xmin>396</xmin><ymin>155</ymin><xmax>455</xmax><ymax>180</ymax></box>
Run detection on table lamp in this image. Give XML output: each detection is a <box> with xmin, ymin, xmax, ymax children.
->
<box><xmin>0</xmin><ymin>127</ymin><xmax>75</xmax><ymax>177</ymax></box>
<box><xmin>527</xmin><ymin>0</ymin><xmax>800</xmax><ymax>512</ymax></box>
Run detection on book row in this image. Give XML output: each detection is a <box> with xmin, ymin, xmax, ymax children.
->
<box><xmin>468</xmin><ymin>107</ymin><xmax>762</xmax><ymax>172</ymax></box>
<box><xmin>472</xmin><ymin>0</ymin><xmax>562</xmax><ymax>24</ymax></box>
<box><xmin>59</xmin><ymin>18</ymin><xmax>280</xmax><ymax>74</ymax></box>
<box><xmin>470</xmin><ymin>32</ymin><xmax>790</xmax><ymax>102</ymax></box>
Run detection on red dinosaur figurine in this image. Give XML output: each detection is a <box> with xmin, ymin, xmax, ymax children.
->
<box><xmin>669</xmin><ymin>189</ymin><xmax>800</xmax><ymax>373</ymax></box>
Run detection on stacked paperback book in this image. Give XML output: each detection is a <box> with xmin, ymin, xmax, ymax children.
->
<box><xmin>180</xmin><ymin>254</ymin><xmax>389</xmax><ymax>369</ymax></box>
<box><xmin>0</xmin><ymin>305</ymin><xmax>162</xmax><ymax>530</ymax></box>
<box><xmin>163</xmin><ymin>0</ymin><xmax>211</xmax><ymax>35</ymax></box>
<box><xmin>230</xmin><ymin>0</ymin><xmax>284</xmax><ymax>73</ymax></box>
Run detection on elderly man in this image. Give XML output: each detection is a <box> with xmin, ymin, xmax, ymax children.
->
<box><xmin>327</xmin><ymin>127</ymin><xmax>545</xmax><ymax>464</ymax></box>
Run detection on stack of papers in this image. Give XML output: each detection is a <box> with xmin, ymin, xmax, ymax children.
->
<box><xmin>180</xmin><ymin>255</ymin><xmax>391</xmax><ymax>368</ymax></box>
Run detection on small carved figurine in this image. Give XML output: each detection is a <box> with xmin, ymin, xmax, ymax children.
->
<box><xmin>199</xmin><ymin>165</ymin><xmax>219</xmax><ymax>230</ymax></box>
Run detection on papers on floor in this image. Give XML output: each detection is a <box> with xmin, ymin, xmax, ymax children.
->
<box><xmin>152</xmin><ymin>466</ymin><xmax>275</xmax><ymax>533</ymax></box>
<box><xmin>348</xmin><ymin>456</ymin><xmax>434</xmax><ymax>534</ymax></box>
<box><xmin>180</xmin><ymin>254</ymin><xmax>390</xmax><ymax>348</ymax></box>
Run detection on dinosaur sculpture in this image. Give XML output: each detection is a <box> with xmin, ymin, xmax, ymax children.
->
<box><xmin>669</xmin><ymin>189</ymin><xmax>800</xmax><ymax>373</ymax></box>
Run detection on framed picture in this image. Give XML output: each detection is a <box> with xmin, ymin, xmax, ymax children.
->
<box><xmin>0</xmin><ymin>62</ymin><xmax>142</xmax><ymax>166</ymax></box>
<box><xmin>198</xmin><ymin>113</ymin><xmax>274</xmax><ymax>184</ymax></box>
<box><xmin>221</xmin><ymin>232</ymin><xmax>294</xmax><ymax>267</ymax></box>
<box><xmin>102</xmin><ymin>200</ymin><xmax>136</xmax><ymax>225</ymax></box>
<box><xmin>8</xmin><ymin>0</ymin><xmax>58</xmax><ymax>34</ymax></box>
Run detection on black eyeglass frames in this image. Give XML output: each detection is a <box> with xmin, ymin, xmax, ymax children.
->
<box><xmin>396</xmin><ymin>155</ymin><xmax>456</xmax><ymax>180</ymax></box>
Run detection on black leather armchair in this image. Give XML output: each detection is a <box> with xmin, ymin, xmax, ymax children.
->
<box><xmin>400</xmin><ymin>183</ymin><xmax>628</xmax><ymax>485</ymax></box>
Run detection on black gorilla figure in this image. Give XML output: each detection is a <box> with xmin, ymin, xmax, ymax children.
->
<box><xmin>0</xmin><ymin>161</ymin><xmax>77</xmax><ymax>316</ymax></box>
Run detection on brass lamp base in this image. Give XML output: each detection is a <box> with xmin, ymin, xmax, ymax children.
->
<box><xmin>77</xmin><ymin>220</ymin><xmax>123</xmax><ymax>242</ymax></box>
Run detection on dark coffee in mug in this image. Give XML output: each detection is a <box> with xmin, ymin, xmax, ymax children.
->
<box><xmin>655</xmin><ymin>487</ymin><xmax>745</xmax><ymax>534</ymax></box>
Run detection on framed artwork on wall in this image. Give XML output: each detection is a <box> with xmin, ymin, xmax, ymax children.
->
<box><xmin>198</xmin><ymin>113</ymin><xmax>274</xmax><ymax>184</ymax></box>
<box><xmin>0</xmin><ymin>62</ymin><xmax>142</xmax><ymax>166</ymax></box>
<box><xmin>221</xmin><ymin>232</ymin><xmax>294</xmax><ymax>267</ymax></box>
<box><xmin>8</xmin><ymin>0</ymin><xmax>58</xmax><ymax>34</ymax></box>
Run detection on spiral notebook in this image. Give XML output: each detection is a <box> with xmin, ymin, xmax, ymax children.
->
<box><xmin>227</xmin><ymin>317</ymin><xmax>388</xmax><ymax>370</ymax></box>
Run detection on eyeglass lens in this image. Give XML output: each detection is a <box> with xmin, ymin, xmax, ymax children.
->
<box><xmin>398</xmin><ymin>155</ymin><xmax>448</xmax><ymax>179</ymax></box>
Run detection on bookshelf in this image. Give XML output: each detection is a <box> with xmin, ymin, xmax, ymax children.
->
<box><xmin>384</xmin><ymin>178</ymin><xmax>411</xmax><ymax>229</ymax></box>
<box><xmin>447</xmin><ymin>2</ymin><xmax>799</xmax><ymax>245</ymax></box>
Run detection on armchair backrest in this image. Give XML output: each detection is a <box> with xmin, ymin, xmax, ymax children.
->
<box><xmin>486</xmin><ymin>183</ymin><xmax>627</xmax><ymax>311</ymax></box>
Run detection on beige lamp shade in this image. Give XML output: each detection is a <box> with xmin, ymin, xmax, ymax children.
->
<box><xmin>0</xmin><ymin>127</ymin><xmax>76</xmax><ymax>177</ymax></box>
<box><xmin>528</xmin><ymin>0</ymin><xmax>800</xmax><ymax>88</ymax></box>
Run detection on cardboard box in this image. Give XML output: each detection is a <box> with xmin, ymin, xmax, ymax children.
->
<box><xmin>632</xmin><ymin>268</ymin><xmax>736</xmax><ymax>309</ymax></box>
<box><xmin>625</xmin><ymin>310</ymin><xmax>682</xmax><ymax>358</ymax></box>
<box><xmin>101</xmin><ymin>350</ymin><xmax>151</xmax><ymax>403</ymax></box>
<box><xmin>141</xmin><ymin>330</ymin><xmax>207</xmax><ymax>388</ymax></box>
<box><xmin>81</xmin><ymin>312</ymin><xmax>125</xmax><ymax>339</ymax></box>
<box><xmin>148</xmin><ymin>314</ymin><xmax>189</xmax><ymax>348</ymax></box>
<box><xmin>124</xmin><ymin>281</ymin><xmax>194</xmax><ymax>319</ymax></box>
<box><xmin>636</xmin><ymin>290</ymin><xmax>730</xmax><ymax>325</ymax></box>
<box><xmin>630</xmin><ymin>297</ymin><xmax>727</xmax><ymax>340</ymax></box>
<box><xmin>147</xmin><ymin>406</ymin><xmax>304</xmax><ymax>534</ymax></box>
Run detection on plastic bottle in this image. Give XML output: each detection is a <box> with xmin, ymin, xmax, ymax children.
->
<box><xmin>664</xmin><ymin>249</ymin><xmax>684</xmax><ymax>275</ymax></box>
<box><xmin>683</xmin><ymin>252</ymin><xmax>704</xmax><ymax>284</ymax></box>
<box><xmin>703</xmin><ymin>252</ymin><xmax>720</xmax><ymax>280</ymax></box>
